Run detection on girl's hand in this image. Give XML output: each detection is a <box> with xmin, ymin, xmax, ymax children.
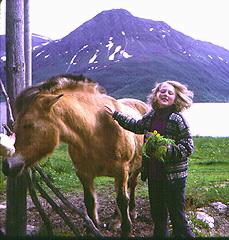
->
<box><xmin>104</xmin><ymin>104</ymin><xmax>115</xmax><ymax>115</ymax></box>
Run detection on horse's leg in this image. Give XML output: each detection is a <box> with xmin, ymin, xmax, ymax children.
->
<box><xmin>76</xmin><ymin>172</ymin><xmax>99</xmax><ymax>227</ymax></box>
<box><xmin>113</xmin><ymin>170</ymin><xmax>139</xmax><ymax>220</ymax></box>
<box><xmin>128</xmin><ymin>170</ymin><xmax>139</xmax><ymax>220</ymax></box>
<box><xmin>115</xmin><ymin>170</ymin><xmax>133</xmax><ymax>237</ymax></box>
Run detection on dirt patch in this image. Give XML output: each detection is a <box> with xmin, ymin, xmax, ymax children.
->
<box><xmin>0</xmin><ymin>191</ymin><xmax>228</xmax><ymax>237</ymax></box>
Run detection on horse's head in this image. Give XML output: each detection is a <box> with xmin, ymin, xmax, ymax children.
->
<box><xmin>2</xmin><ymin>94</ymin><xmax>63</xmax><ymax>178</ymax></box>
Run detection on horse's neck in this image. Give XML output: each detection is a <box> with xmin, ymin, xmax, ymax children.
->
<box><xmin>54</xmin><ymin>93</ymin><xmax>98</xmax><ymax>145</ymax></box>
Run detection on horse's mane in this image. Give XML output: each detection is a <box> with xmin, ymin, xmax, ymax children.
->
<box><xmin>15</xmin><ymin>74</ymin><xmax>106</xmax><ymax>113</ymax></box>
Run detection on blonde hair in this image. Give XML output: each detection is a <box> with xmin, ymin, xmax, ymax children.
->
<box><xmin>147</xmin><ymin>81</ymin><xmax>194</xmax><ymax>112</ymax></box>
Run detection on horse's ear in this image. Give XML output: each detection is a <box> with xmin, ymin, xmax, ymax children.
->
<box><xmin>42</xmin><ymin>94</ymin><xmax>63</xmax><ymax>111</ymax></box>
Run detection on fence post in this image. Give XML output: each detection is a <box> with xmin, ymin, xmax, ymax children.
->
<box><xmin>5</xmin><ymin>174</ymin><xmax>27</xmax><ymax>235</ymax></box>
<box><xmin>4</xmin><ymin>0</ymin><xmax>27</xmax><ymax>235</ymax></box>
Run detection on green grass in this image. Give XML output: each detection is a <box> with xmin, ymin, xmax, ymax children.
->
<box><xmin>0</xmin><ymin>137</ymin><xmax>228</xmax><ymax>236</ymax></box>
<box><xmin>186</xmin><ymin>137</ymin><xmax>229</xmax><ymax>207</ymax></box>
<box><xmin>1</xmin><ymin>137</ymin><xmax>228</xmax><ymax>204</ymax></box>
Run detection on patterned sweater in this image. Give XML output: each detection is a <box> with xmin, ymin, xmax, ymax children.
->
<box><xmin>112</xmin><ymin>109</ymin><xmax>194</xmax><ymax>181</ymax></box>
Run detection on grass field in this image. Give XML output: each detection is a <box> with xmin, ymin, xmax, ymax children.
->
<box><xmin>1</xmin><ymin>137</ymin><xmax>228</xmax><ymax>205</ymax></box>
<box><xmin>187</xmin><ymin>137</ymin><xmax>229</xmax><ymax>207</ymax></box>
<box><xmin>0</xmin><ymin>137</ymin><xmax>228</xmax><ymax>236</ymax></box>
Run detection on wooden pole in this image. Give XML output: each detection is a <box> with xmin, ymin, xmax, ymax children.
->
<box><xmin>5</xmin><ymin>173</ymin><xmax>27</xmax><ymax>236</ymax></box>
<box><xmin>5</xmin><ymin>0</ymin><xmax>27</xmax><ymax>236</ymax></box>
<box><xmin>5</xmin><ymin>0</ymin><xmax>25</xmax><ymax>108</ymax></box>
<box><xmin>24</xmin><ymin>0</ymin><xmax>32</xmax><ymax>87</ymax></box>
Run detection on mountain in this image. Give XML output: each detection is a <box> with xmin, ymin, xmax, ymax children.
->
<box><xmin>2</xmin><ymin>9</ymin><xmax>229</xmax><ymax>102</ymax></box>
<box><xmin>0</xmin><ymin>34</ymin><xmax>51</xmax><ymax>96</ymax></box>
<box><xmin>0</xmin><ymin>33</ymin><xmax>51</xmax><ymax>57</ymax></box>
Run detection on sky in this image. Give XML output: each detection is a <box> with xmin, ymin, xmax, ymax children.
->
<box><xmin>0</xmin><ymin>0</ymin><xmax>229</xmax><ymax>50</ymax></box>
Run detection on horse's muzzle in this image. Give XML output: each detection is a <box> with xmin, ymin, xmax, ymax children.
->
<box><xmin>2</xmin><ymin>154</ymin><xmax>25</xmax><ymax>178</ymax></box>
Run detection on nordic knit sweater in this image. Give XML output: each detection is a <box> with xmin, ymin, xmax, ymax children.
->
<box><xmin>148</xmin><ymin>106</ymin><xmax>173</xmax><ymax>180</ymax></box>
<box><xmin>112</xmin><ymin>107</ymin><xmax>194</xmax><ymax>181</ymax></box>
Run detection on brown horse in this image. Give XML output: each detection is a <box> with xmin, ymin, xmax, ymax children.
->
<box><xmin>3</xmin><ymin>74</ymin><xmax>149</xmax><ymax>236</ymax></box>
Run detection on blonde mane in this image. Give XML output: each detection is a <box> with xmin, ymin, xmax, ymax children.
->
<box><xmin>15</xmin><ymin>74</ymin><xmax>106</xmax><ymax>113</ymax></box>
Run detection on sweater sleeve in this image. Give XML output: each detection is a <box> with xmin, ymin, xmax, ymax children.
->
<box><xmin>165</xmin><ymin>113</ymin><xmax>194</xmax><ymax>162</ymax></box>
<box><xmin>112</xmin><ymin>111</ymin><xmax>147</xmax><ymax>134</ymax></box>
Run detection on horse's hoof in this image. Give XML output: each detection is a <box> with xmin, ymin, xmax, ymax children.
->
<box><xmin>130</xmin><ymin>211</ymin><xmax>137</xmax><ymax>220</ymax></box>
<box><xmin>106</xmin><ymin>220</ymin><xmax>121</xmax><ymax>231</ymax></box>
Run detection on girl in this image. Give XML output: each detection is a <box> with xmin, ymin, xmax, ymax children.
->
<box><xmin>105</xmin><ymin>81</ymin><xmax>194</xmax><ymax>238</ymax></box>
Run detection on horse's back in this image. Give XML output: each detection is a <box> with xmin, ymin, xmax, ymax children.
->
<box><xmin>117</xmin><ymin>98</ymin><xmax>150</xmax><ymax>118</ymax></box>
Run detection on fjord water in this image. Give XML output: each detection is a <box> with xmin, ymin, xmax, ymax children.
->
<box><xmin>183</xmin><ymin>103</ymin><xmax>229</xmax><ymax>137</ymax></box>
<box><xmin>0</xmin><ymin>102</ymin><xmax>229</xmax><ymax>137</ymax></box>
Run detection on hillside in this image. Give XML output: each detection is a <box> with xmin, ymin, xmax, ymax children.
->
<box><xmin>0</xmin><ymin>33</ymin><xmax>52</xmax><ymax>100</ymax></box>
<box><xmin>1</xmin><ymin>9</ymin><xmax>229</xmax><ymax>102</ymax></box>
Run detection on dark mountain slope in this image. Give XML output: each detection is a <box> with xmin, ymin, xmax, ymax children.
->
<box><xmin>2</xmin><ymin>9</ymin><xmax>229</xmax><ymax>102</ymax></box>
<box><xmin>32</xmin><ymin>9</ymin><xmax>229</xmax><ymax>102</ymax></box>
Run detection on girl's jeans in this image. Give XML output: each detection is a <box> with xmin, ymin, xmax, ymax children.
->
<box><xmin>148</xmin><ymin>177</ymin><xmax>194</xmax><ymax>237</ymax></box>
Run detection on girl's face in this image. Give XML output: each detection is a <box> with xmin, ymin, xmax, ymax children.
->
<box><xmin>156</xmin><ymin>83</ymin><xmax>176</xmax><ymax>108</ymax></box>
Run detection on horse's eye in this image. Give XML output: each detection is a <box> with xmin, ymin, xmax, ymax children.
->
<box><xmin>24</xmin><ymin>123</ymin><xmax>34</xmax><ymax>129</ymax></box>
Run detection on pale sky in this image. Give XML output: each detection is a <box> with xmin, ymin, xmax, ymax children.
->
<box><xmin>0</xmin><ymin>0</ymin><xmax>229</xmax><ymax>50</ymax></box>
